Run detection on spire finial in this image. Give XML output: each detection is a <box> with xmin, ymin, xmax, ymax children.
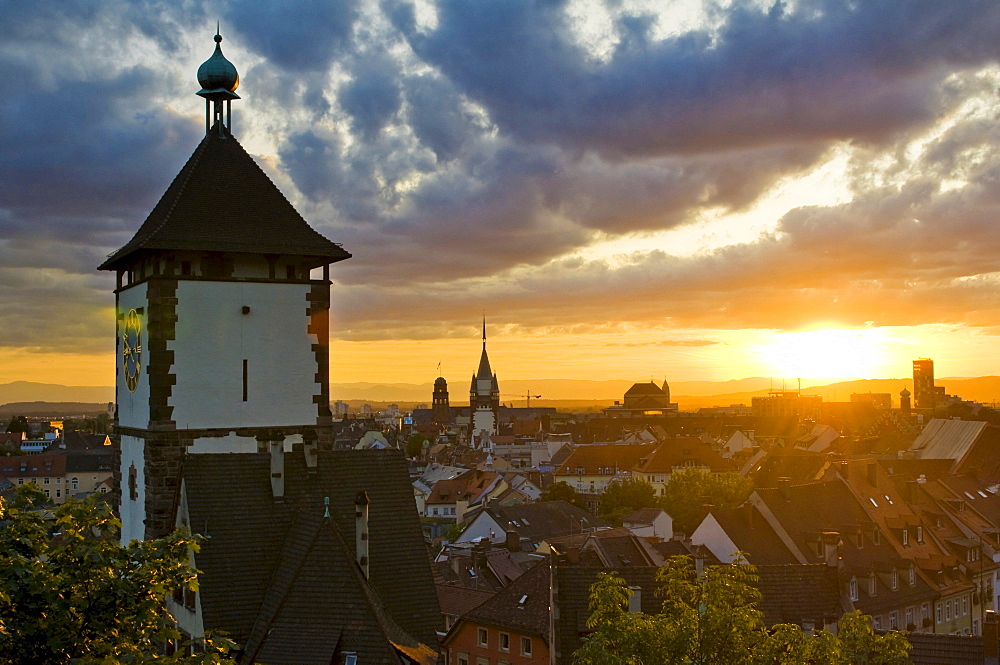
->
<box><xmin>482</xmin><ymin>314</ymin><xmax>486</xmax><ymax>350</ymax></box>
<box><xmin>215</xmin><ymin>21</ymin><xmax>222</xmax><ymax>42</ymax></box>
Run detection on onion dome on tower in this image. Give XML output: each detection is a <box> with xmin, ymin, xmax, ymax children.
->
<box><xmin>196</xmin><ymin>27</ymin><xmax>241</xmax><ymax>136</ymax></box>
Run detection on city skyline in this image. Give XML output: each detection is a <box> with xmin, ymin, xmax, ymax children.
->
<box><xmin>3</xmin><ymin>2</ymin><xmax>1000</xmax><ymax>386</ymax></box>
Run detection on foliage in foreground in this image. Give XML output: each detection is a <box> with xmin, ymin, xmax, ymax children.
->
<box><xmin>0</xmin><ymin>487</ymin><xmax>236</xmax><ymax>665</ymax></box>
<box><xmin>574</xmin><ymin>556</ymin><xmax>910</xmax><ymax>665</ymax></box>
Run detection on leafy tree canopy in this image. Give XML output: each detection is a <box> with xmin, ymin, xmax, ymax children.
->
<box><xmin>0</xmin><ymin>487</ymin><xmax>237</xmax><ymax>665</ymax></box>
<box><xmin>574</xmin><ymin>556</ymin><xmax>910</xmax><ymax>665</ymax></box>
<box><xmin>539</xmin><ymin>480</ymin><xmax>584</xmax><ymax>508</ymax></box>
<box><xmin>4</xmin><ymin>415</ymin><xmax>28</xmax><ymax>435</ymax></box>
<box><xmin>598</xmin><ymin>477</ymin><xmax>658</xmax><ymax>525</ymax></box>
<box><xmin>406</xmin><ymin>432</ymin><xmax>428</xmax><ymax>458</ymax></box>
<box><xmin>660</xmin><ymin>468</ymin><xmax>753</xmax><ymax>535</ymax></box>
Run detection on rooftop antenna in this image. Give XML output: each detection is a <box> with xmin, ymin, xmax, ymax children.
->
<box><xmin>437</xmin><ymin>360</ymin><xmax>442</xmax><ymax>377</ymax></box>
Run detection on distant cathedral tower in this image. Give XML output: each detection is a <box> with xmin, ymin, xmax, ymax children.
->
<box><xmin>432</xmin><ymin>376</ymin><xmax>450</xmax><ymax>425</ymax></box>
<box><xmin>100</xmin><ymin>32</ymin><xmax>350</xmax><ymax>542</ymax></box>
<box><xmin>469</xmin><ymin>319</ymin><xmax>500</xmax><ymax>437</ymax></box>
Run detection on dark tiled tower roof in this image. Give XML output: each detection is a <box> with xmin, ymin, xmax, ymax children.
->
<box><xmin>99</xmin><ymin>126</ymin><xmax>350</xmax><ymax>271</ymax></box>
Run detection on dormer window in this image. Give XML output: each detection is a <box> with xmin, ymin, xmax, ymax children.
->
<box><xmin>916</xmin><ymin>526</ymin><xmax>923</xmax><ymax>542</ymax></box>
<box><xmin>969</xmin><ymin>547</ymin><xmax>980</xmax><ymax>563</ymax></box>
<box><xmin>902</xmin><ymin>529</ymin><xmax>909</xmax><ymax>546</ymax></box>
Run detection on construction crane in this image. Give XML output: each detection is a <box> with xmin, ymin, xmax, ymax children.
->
<box><xmin>503</xmin><ymin>391</ymin><xmax>542</xmax><ymax>408</ymax></box>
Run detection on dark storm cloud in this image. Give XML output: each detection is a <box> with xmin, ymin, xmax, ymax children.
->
<box><xmin>340</xmin><ymin>52</ymin><xmax>404</xmax><ymax>139</ymax></box>
<box><xmin>224</xmin><ymin>0</ymin><xmax>360</xmax><ymax>73</ymax></box>
<box><xmin>394</xmin><ymin>0</ymin><xmax>1000</xmax><ymax>156</ymax></box>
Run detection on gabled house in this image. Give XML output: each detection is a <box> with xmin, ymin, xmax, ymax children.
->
<box><xmin>692</xmin><ymin>479</ymin><xmax>939</xmax><ymax>633</ymax></box>
<box><xmin>622</xmin><ymin>507</ymin><xmax>673</xmax><ymax>539</ymax></box>
<box><xmin>553</xmin><ymin>443</ymin><xmax>658</xmax><ymax>504</ymax></box>
<box><xmin>443</xmin><ymin>560</ymin><xmax>551</xmax><ymax>665</ymax></box>
<box><xmin>457</xmin><ymin>501</ymin><xmax>611</xmax><ymax>551</ymax></box>
<box><xmin>629</xmin><ymin>437</ymin><xmax>732</xmax><ymax>496</ymax></box>
<box><xmin>425</xmin><ymin>470</ymin><xmax>507</xmax><ymax>522</ymax></box>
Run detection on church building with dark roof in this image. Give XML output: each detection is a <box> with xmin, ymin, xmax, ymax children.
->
<box><xmin>101</xmin><ymin>31</ymin><xmax>438</xmax><ymax>664</ymax></box>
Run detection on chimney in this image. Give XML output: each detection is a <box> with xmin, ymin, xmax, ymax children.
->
<box><xmin>985</xmin><ymin>610</ymin><xmax>998</xmax><ymax>665</ymax></box>
<box><xmin>355</xmin><ymin>490</ymin><xmax>370</xmax><ymax>579</ymax></box>
<box><xmin>303</xmin><ymin>430</ymin><xmax>319</xmax><ymax>469</ymax></box>
<box><xmin>506</xmin><ymin>529</ymin><xmax>520</xmax><ymax>552</ymax></box>
<box><xmin>821</xmin><ymin>532</ymin><xmax>840</xmax><ymax>568</ymax></box>
<box><xmin>270</xmin><ymin>440</ymin><xmax>284</xmax><ymax>500</ymax></box>
<box><xmin>866</xmin><ymin>462</ymin><xmax>877</xmax><ymax>487</ymax></box>
<box><xmin>777</xmin><ymin>477</ymin><xmax>791</xmax><ymax>499</ymax></box>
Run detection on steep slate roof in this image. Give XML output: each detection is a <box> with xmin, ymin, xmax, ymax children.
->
<box><xmin>754</xmin><ymin>564</ymin><xmax>845</xmax><ymax>627</ymax></box>
<box><xmin>906</xmin><ymin>632</ymin><xmax>983</xmax><ymax>665</ymax></box>
<box><xmin>491</xmin><ymin>501</ymin><xmax>611</xmax><ymax>545</ymax></box>
<box><xmin>458</xmin><ymin>559</ymin><xmax>552</xmax><ymax>640</ymax></box>
<box><xmin>183</xmin><ymin>450</ymin><xmax>439</xmax><ymax>665</ymax></box>
<box><xmin>709</xmin><ymin>505</ymin><xmax>797</xmax><ymax>565</ymax></box>
<box><xmin>100</xmin><ymin>127</ymin><xmax>350</xmax><ymax>270</ymax></box>
<box><xmin>908</xmin><ymin>419</ymin><xmax>989</xmax><ymax>468</ymax></box>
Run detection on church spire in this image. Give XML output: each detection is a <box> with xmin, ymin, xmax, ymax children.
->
<box><xmin>196</xmin><ymin>25</ymin><xmax>240</xmax><ymax>137</ymax></box>
<box><xmin>482</xmin><ymin>314</ymin><xmax>487</xmax><ymax>351</ymax></box>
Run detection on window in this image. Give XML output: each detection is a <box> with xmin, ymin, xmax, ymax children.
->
<box><xmin>969</xmin><ymin>547</ymin><xmax>980</xmax><ymax>562</ymax></box>
<box><xmin>869</xmin><ymin>574</ymin><xmax>876</xmax><ymax>596</ymax></box>
<box><xmin>916</xmin><ymin>526</ymin><xmax>923</xmax><ymax>542</ymax></box>
<box><xmin>476</xmin><ymin>658</ymin><xmax>489</xmax><ymax>665</ymax></box>
<box><xmin>499</xmin><ymin>632</ymin><xmax>510</xmax><ymax>652</ymax></box>
<box><xmin>849</xmin><ymin>578</ymin><xmax>859</xmax><ymax>601</ymax></box>
<box><xmin>889</xmin><ymin>611</ymin><xmax>898</xmax><ymax>630</ymax></box>
<box><xmin>936</xmin><ymin>604</ymin><xmax>942</xmax><ymax>624</ymax></box>
<box><xmin>71</xmin><ymin>477</ymin><xmax>79</xmax><ymax>490</ymax></box>
<box><xmin>55</xmin><ymin>489</ymin><xmax>60</xmax><ymax>498</ymax></box>
<box><xmin>520</xmin><ymin>637</ymin><xmax>532</xmax><ymax>657</ymax></box>
<box><xmin>873</xmin><ymin>615</ymin><xmax>882</xmax><ymax>631</ymax></box>
<box><xmin>872</xmin><ymin>530</ymin><xmax>880</xmax><ymax>545</ymax></box>
<box><xmin>628</xmin><ymin>586</ymin><xmax>642</xmax><ymax>613</ymax></box>
<box><xmin>909</xmin><ymin>566</ymin><xmax>916</xmax><ymax>586</ymax></box>
<box><xmin>901</xmin><ymin>528</ymin><xmax>908</xmax><ymax>546</ymax></box>
<box><xmin>962</xmin><ymin>595</ymin><xmax>969</xmax><ymax>616</ymax></box>
<box><xmin>477</xmin><ymin>628</ymin><xmax>488</xmax><ymax>648</ymax></box>
<box><xmin>891</xmin><ymin>570</ymin><xmax>898</xmax><ymax>590</ymax></box>
<box><xmin>905</xmin><ymin>608</ymin><xmax>913</xmax><ymax>629</ymax></box>
<box><xmin>43</xmin><ymin>477</ymin><xmax>49</xmax><ymax>485</ymax></box>
<box><xmin>457</xmin><ymin>653</ymin><xmax>469</xmax><ymax>665</ymax></box>
<box><xmin>56</xmin><ymin>478</ymin><xmax>61</xmax><ymax>484</ymax></box>
<box><xmin>945</xmin><ymin>601</ymin><xmax>952</xmax><ymax>622</ymax></box>
<box><xmin>17</xmin><ymin>478</ymin><xmax>22</xmax><ymax>485</ymax></box>
<box><xmin>44</xmin><ymin>489</ymin><xmax>50</xmax><ymax>498</ymax></box>
<box><xmin>922</xmin><ymin>603</ymin><xmax>929</xmax><ymax>620</ymax></box>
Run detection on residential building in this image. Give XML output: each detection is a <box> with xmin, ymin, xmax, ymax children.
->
<box><xmin>443</xmin><ymin>560</ymin><xmax>551</xmax><ymax>665</ymax></box>
<box><xmin>552</xmin><ymin>443</ymin><xmax>658</xmax><ymax>504</ymax></box>
<box><xmin>629</xmin><ymin>437</ymin><xmax>732</xmax><ymax>496</ymax></box>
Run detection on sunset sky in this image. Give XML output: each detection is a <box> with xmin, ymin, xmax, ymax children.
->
<box><xmin>3</xmin><ymin>1</ymin><xmax>1000</xmax><ymax>388</ymax></box>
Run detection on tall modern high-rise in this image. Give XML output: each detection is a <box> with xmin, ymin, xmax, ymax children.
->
<box><xmin>913</xmin><ymin>358</ymin><xmax>935</xmax><ymax>410</ymax></box>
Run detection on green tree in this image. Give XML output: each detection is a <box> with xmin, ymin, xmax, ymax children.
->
<box><xmin>574</xmin><ymin>556</ymin><xmax>910</xmax><ymax>665</ymax></box>
<box><xmin>4</xmin><ymin>415</ymin><xmax>28</xmax><ymax>435</ymax></box>
<box><xmin>406</xmin><ymin>432</ymin><xmax>428</xmax><ymax>458</ymax></box>
<box><xmin>660</xmin><ymin>468</ymin><xmax>753</xmax><ymax>535</ymax></box>
<box><xmin>598</xmin><ymin>477</ymin><xmax>658</xmax><ymax>525</ymax></box>
<box><xmin>539</xmin><ymin>480</ymin><xmax>584</xmax><ymax>508</ymax></box>
<box><xmin>0</xmin><ymin>487</ymin><xmax>237</xmax><ymax>664</ymax></box>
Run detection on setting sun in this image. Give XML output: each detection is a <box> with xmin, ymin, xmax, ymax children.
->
<box><xmin>752</xmin><ymin>328</ymin><xmax>889</xmax><ymax>381</ymax></box>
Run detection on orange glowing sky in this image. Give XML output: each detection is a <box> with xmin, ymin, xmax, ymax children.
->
<box><xmin>3</xmin><ymin>2</ymin><xmax>1000</xmax><ymax>390</ymax></box>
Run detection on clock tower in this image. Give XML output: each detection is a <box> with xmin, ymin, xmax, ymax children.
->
<box><xmin>100</xmin><ymin>32</ymin><xmax>350</xmax><ymax>542</ymax></box>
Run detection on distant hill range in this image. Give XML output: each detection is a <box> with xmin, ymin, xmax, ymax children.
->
<box><xmin>3</xmin><ymin>377</ymin><xmax>1000</xmax><ymax>414</ymax></box>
